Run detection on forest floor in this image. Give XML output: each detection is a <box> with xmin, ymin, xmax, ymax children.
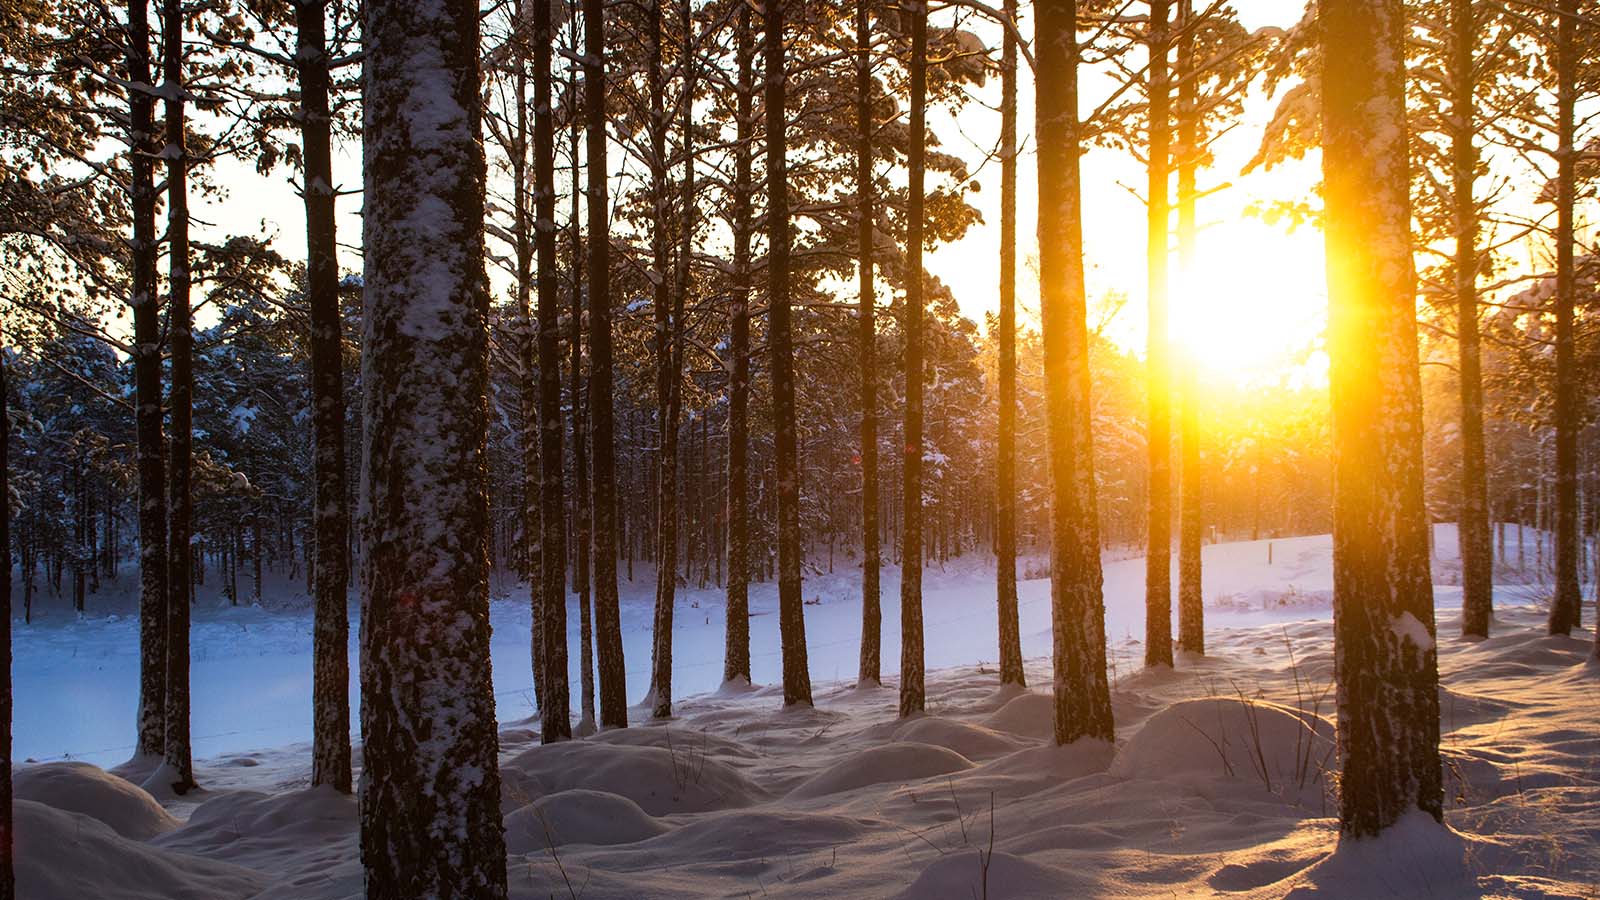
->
<box><xmin>11</xmin><ymin>527</ymin><xmax>1600</xmax><ymax>898</ymax></box>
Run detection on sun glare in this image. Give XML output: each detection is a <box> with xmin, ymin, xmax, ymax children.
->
<box><xmin>1167</xmin><ymin>218</ymin><xmax>1328</xmax><ymax>385</ymax></box>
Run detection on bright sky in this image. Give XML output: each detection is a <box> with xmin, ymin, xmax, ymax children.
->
<box><xmin>191</xmin><ymin>0</ymin><xmax>1319</xmax><ymax>384</ymax></box>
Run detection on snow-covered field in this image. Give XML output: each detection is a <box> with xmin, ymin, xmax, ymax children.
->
<box><xmin>11</xmin><ymin>527</ymin><xmax>1600</xmax><ymax>898</ymax></box>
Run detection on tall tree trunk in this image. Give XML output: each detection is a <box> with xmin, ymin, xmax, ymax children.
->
<box><xmin>647</xmin><ymin>0</ymin><xmax>681</xmax><ymax>718</ymax></box>
<box><xmin>723</xmin><ymin>1</ymin><xmax>755</xmax><ymax>686</ymax></box>
<box><xmin>586</xmin><ymin>0</ymin><xmax>629</xmax><ymax>728</ymax></box>
<box><xmin>535</xmin><ymin>0</ymin><xmax>571</xmax><ymax>742</ymax></box>
<box><xmin>1549</xmin><ymin>0</ymin><xmax>1580</xmax><ymax>636</ymax></box>
<box><xmin>1</xmin><ymin>329</ymin><xmax>13</xmax><ymax>900</ymax></box>
<box><xmin>899</xmin><ymin>0</ymin><xmax>928</xmax><ymax>719</ymax></box>
<box><xmin>510</xmin><ymin>2</ymin><xmax>546</xmax><ymax>712</ymax></box>
<box><xmin>358</xmin><ymin>1</ymin><xmax>509</xmax><ymax>894</ymax></box>
<box><xmin>856</xmin><ymin>0</ymin><xmax>884</xmax><ymax>688</ymax></box>
<box><xmin>766</xmin><ymin>0</ymin><xmax>813</xmax><ymax>708</ymax></box>
<box><xmin>1321</xmin><ymin>0</ymin><xmax>1443</xmax><ymax>837</ymax></box>
<box><xmin>1144</xmin><ymin>0</ymin><xmax>1173</xmax><ymax>669</ymax></box>
<box><xmin>162</xmin><ymin>0</ymin><xmax>196</xmax><ymax>793</ymax></box>
<box><xmin>569</xmin><ymin>52</ymin><xmax>597</xmax><ymax>729</ymax></box>
<box><xmin>295</xmin><ymin>0</ymin><xmax>353</xmax><ymax>794</ymax></box>
<box><xmin>1452</xmin><ymin>0</ymin><xmax>1492</xmax><ymax>639</ymax></box>
<box><xmin>1175</xmin><ymin>0</ymin><xmax>1203</xmax><ymax>655</ymax></box>
<box><xmin>995</xmin><ymin>0</ymin><xmax>1024</xmax><ymax>688</ymax></box>
<box><xmin>1036</xmin><ymin>0</ymin><xmax>1114</xmax><ymax>745</ymax></box>
<box><xmin>128</xmin><ymin>0</ymin><xmax>169</xmax><ymax>760</ymax></box>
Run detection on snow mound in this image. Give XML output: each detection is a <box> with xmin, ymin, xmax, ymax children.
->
<box><xmin>637</xmin><ymin>809</ymin><xmax>869</xmax><ymax>862</ymax></box>
<box><xmin>1111</xmin><ymin>697</ymin><xmax>1334</xmax><ymax>791</ymax></box>
<box><xmin>504</xmin><ymin>789</ymin><xmax>668</xmax><ymax>851</ymax></box>
<box><xmin>982</xmin><ymin>691</ymin><xmax>1056</xmax><ymax>740</ymax></box>
<box><xmin>786</xmin><ymin>741</ymin><xmax>974</xmax><ymax>800</ymax></box>
<box><xmin>1281</xmin><ymin>810</ymin><xmax>1472</xmax><ymax>897</ymax></box>
<box><xmin>155</xmin><ymin>785</ymin><xmax>357</xmax><ymax>874</ymax></box>
<box><xmin>893</xmin><ymin>716</ymin><xmax>1024</xmax><ymax>759</ymax></box>
<box><xmin>13</xmin><ymin>761</ymin><xmax>179</xmax><ymax>840</ymax></box>
<box><xmin>14</xmin><ymin>799</ymin><xmax>269</xmax><ymax>900</ymax></box>
<box><xmin>586</xmin><ymin>723</ymin><xmax>762</xmax><ymax>760</ymax></box>
<box><xmin>502</xmin><ymin>740</ymin><xmax>764</xmax><ymax>815</ymax></box>
<box><xmin>897</xmin><ymin>850</ymin><xmax>1078</xmax><ymax>899</ymax></box>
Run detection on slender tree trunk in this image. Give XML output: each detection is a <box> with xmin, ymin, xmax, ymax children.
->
<box><xmin>1144</xmin><ymin>0</ymin><xmax>1173</xmax><ymax>668</ymax></box>
<box><xmin>128</xmin><ymin>0</ymin><xmax>169</xmax><ymax>760</ymax></box>
<box><xmin>1036</xmin><ymin>0</ymin><xmax>1114</xmax><ymax>745</ymax></box>
<box><xmin>1174</xmin><ymin>0</ymin><xmax>1203</xmax><ymax>655</ymax></box>
<box><xmin>1549</xmin><ymin>0</ymin><xmax>1580</xmax><ymax>636</ymax></box>
<box><xmin>1</xmin><ymin>329</ymin><xmax>13</xmax><ymax>900</ymax></box>
<box><xmin>586</xmin><ymin>0</ymin><xmax>629</xmax><ymax>728</ymax></box>
<box><xmin>856</xmin><ymin>0</ymin><xmax>883</xmax><ymax>687</ymax></box>
<box><xmin>294</xmin><ymin>0</ymin><xmax>353</xmax><ymax>793</ymax></box>
<box><xmin>569</xmin><ymin>53</ymin><xmax>596</xmax><ymax>729</ymax></box>
<box><xmin>766</xmin><ymin>0</ymin><xmax>813</xmax><ymax>707</ymax></box>
<box><xmin>162</xmin><ymin>0</ymin><xmax>196</xmax><ymax>793</ymax></box>
<box><xmin>899</xmin><ymin>0</ymin><xmax>929</xmax><ymax>719</ymax></box>
<box><xmin>994</xmin><ymin>0</ymin><xmax>1024</xmax><ymax>687</ymax></box>
<box><xmin>723</xmin><ymin>1</ymin><xmax>755</xmax><ymax>686</ymax></box>
<box><xmin>1452</xmin><ymin>0</ymin><xmax>1491</xmax><ymax>639</ymax></box>
<box><xmin>358</xmin><ymin>1</ymin><xmax>509</xmax><ymax>893</ymax></box>
<box><xmin>1321</xmin><ymin>0</ymin><xmax>1443</xmax><ymax>837</ymax></box>
<box><xmin>534</xmin><ymin>0</ymin><xmax>571</xmax><ymax>741</ymax></box>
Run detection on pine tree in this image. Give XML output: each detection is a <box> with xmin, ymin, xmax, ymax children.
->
<box><xmin>126</xmin><ymin>0</ymin><xmax>170</xmax><ymax>762</ymax></box>
<box><xmin>161</xmin><ymin>0</ymin><xmax>197</xmax><ymax>794</ymax></box>
<box><xmin>293</xmin><ymin>0</ymin><xmax>354</xmax><ymax>794</ymax></box>
<box><xmin>995</xmin><ymin>0</ymin><xmax>1025</xmax><ymax>688</ymax></box>
<box><xmin>1548</xmin><ymin>0</ymin><xmax>1581</xmax><ymax>637</ymax></box>
<box><xmin>358</xmin><ymin>0</ymin><xmax>510</xmax><ymax>894</ymax></box>
<box><xmin>1036</xmin><ymin>0</ymin><xmax>1115</xmax><ymax>745</ymax></box>
<box><xmin>1144</xmin><ymin>0</ymin><xmax>1174</xmax><ymax>669</ymax></box>
<box><xmin>1321</xmin><ymin>0</ymin><xmax>1444</xmax><ymax>837</ymax></box>
<box><xmin>586</xmin><ymin>0</ymin><xmax>630</xmax><ymax>728</ymax></box>
<box><xmin>2</xmin><ymin>326</ymin><xmax>13</xmax><ymax>900</ymax></box>
<box><xmin>856</xmin><ymin>0</ymin><xmax>883</xmax><ymax>689</ymax></box>
<box><xmin>723</xmin><ymin>0</ymin><xmax>755</xmax><ymax>688</ymax></box>
<box><xmin>899</xmin><ymin>0</ymin><xmax>930</xmax><ymax>718</ymax></box>
<box><xmin>1173</xmin><ymin>0</ymin><xmax>1204</xmax><ymax>655</ymax></box>
<box><xmin>767</xmin><ymin>0</ymin><xmax>813</xmax><ymax>708</ymax></box>
<box><xmin>535</xmin><ymin>0</ymin><xmax>572</xmax><ymax>742</ymax></box>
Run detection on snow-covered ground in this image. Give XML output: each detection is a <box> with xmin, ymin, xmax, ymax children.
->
<box><xmin>12</xmin><ymin>526</ymin><xmax>1600</xmax><ymax>898</ymax></box>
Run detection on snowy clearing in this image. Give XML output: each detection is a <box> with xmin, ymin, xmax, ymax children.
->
<box><xmin>12</xmin><ymin>527</ymin><xmax>1600</xmax><ymax>898</ymax></box>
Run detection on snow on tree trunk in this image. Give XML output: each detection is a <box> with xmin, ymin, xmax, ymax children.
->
<box><xmin>1174</xmin><ymin>0</ymin><xmax>1203</xmax><ymax>656</ymax></box>
<box><xmin>357</xmin><ymin>1</ymin><xmax>510</xmax><ymax>895</ymax></box>
<box><xmin>295</xmin><ymin>0</ymin><xmax>353</xmax><ymax>794</ymax></box>
<box><xmin>1548</xmin><ymin>0</ymin><xmax>1581</xmax><ymax>637</ymax></box>
<box><xmin>1320</xmin><ymin>0</ymin><xmax>1444</xmax><ymax>838</ymax></box>
<box><xmin>766</xmin><ymin>0</ymin><xmax>813</xmax><ymax>708</ymax></box>
<box><xmin>899</xmin><ymin>0</ymin><xmax>929</xmax><ymax>719</ymax></box>
<box><xmin>995</xmin><ymin>0</ymin><xmax>1025</xmax><ymax>688</ymax></box>
<box><xmin>585</xmin><ymin>0</ymin><xmax>630</xmax><ymax>729</ymax></box>
<box><xmin>568</xmin><ymin>60</ymin><xmax>596</xmax><ymax>730</ymax></box>
<box><xmin>161</xmin><ymin>0</ymin><xmax>196</xmax><ymax>794</ymax></box>
<box><xmin>856</xmin><ymin>0</ymin><xmax>884</xmax><ymax>689</ymax></box>
<box><xmin>535</xmin><ymin>0</ymin><xmax>571</xmax><ymax>742</ymax></box>
<box><xmin>1144</xmin><ymin>0</ymin><xmax>1174</xmax><ymax>670</ymax></box>
<box><xmin>2</xmin><ymin>328</ymin><xmax>13</xmax><ymax>900</ymax></box>
<box><xmin>1035</xmin><ymin>0</ymin><xmax>1115</xmax><ymax>746</ymax></box>
<box><xmin>723</xmin><ymin>1</ymin><xmax>755</xmax><ymax>688</ymax></box>
<box><xmin>126</xmin><ymin>0</ymin><xmax>168</xmax><ymax>761</ymax></box>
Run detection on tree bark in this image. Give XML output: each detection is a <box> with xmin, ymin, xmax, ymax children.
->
<box><xmin>1175</xmin><ymin>0</ymin><xmax>1203</xmax><ymax>655</ymax></box>
<box><xmin>586</xmin><ymin>0</ymin><xmax>629</xmax><ymax>728</ymax></box>
<box><xmin>127</xmin><ymin>0</ymin><xmax>169</xmax><ymax>760</ymax></box>
<box><xmin>1548</xmin><ymin>0</ymin><xmax>1581</xmax><ymax>636</ymax></box>
<box><xmin>569</xmin><ymin>54</ymin><xmax>596</xmax><ymax>729</ymax></box>
<box><xmin>162</xmin><ymin>0</ymin><xmax>196</xmax><ymax>793</ymax></box>
<box><xmin>723</xmin><ymin>0</ymin><xmax>755</xmax><ymax>687</ymax></box>
<box><xmin>2</xmin><ymin>328</ymin><xmax>13</xmax><ymax>900</ymax></box>
<box><xmin>1451</xmin><ymin>0</ymin><xmax>1492</xmax><ymax>639</ymax></box>
<box><xmin>535</xmin><ymin>0</ymin><xmax>571</xmax><ymax>741</ymax></box>
<box><xmin>1144</xmin><ymin>0</ymin><xmax>1173</xmax><ymax>669</ymax></box>
<box><xmin>1036</xmin><ymin>0</ymin><xmax>1114</xmax><ymax>745</ymax></box>
<box><xmin>1320</xmin><ymin>0</ymin><xmax>1443</xmax><ymax>837</ymax></box>
<box><xmin>856</xmin><ymin>0</ymin><xmax>884</xmax><ymax>688</ymax></box>
<box><xmin>899</xmin><ymin>0</ymin><xmax>929</xmax><ymax>719</ymax></box>
<box><xmin>294</xmin><ymin>0</ymin><xmax>353</xmax><ymax>794</ymax></box>
<box><xmin>766</xmin><ymin>0</ymin><xmax>813</xmax><ymax>708</ymax></box>
<box><xmin>358</xmin><ymin>1</ymin><xmax>509</xmax><ymax>894</ymax></box>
